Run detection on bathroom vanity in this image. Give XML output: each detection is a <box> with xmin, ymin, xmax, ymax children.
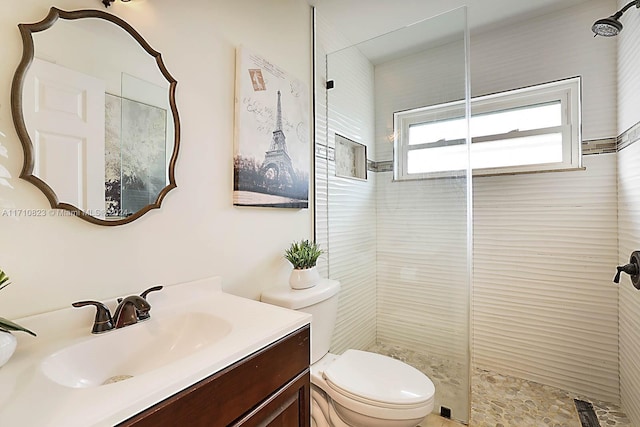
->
<box><xmin>118</xmin><ymin>326</ymin><xmax>310</xmax><ymax>426</ymax></box>
<box><xmin>0</xmin><ymin>277</ymin><xmax>311</xmax><ymax>426</ymax></box>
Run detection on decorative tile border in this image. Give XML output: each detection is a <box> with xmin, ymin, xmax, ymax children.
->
<box><xmin>364</xmin><ymin>138</ymin><xmax>622</xmax><ymax>171</ymax></box>
<box><xmin>618</xmin><ymin>120</ymin><xmax>640</xmax><ymax>152</ymax></box>
<box><xmin>315</xmin><ymin>143</ymin><xmax>335</xmax><ymax>161</ymax></box>
<box><xmin>583</xmin><ymin>138</ymin><xmax>617</xmax><ymax>156</ymax></box>
<box><xmin>318</xmin><ymin>121</ymin><xmax>640</xmax><ymax>173</ymax></box>
<box><xmin>368</xmin><ymin>160</ymin><xmax>393</xmax><ymax>173</ymax></box>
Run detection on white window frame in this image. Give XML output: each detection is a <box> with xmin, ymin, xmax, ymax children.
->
<box><xmin>393</xmin><ymin>77</ymin><xmax>582</xmax><ymax>180</ymax></box>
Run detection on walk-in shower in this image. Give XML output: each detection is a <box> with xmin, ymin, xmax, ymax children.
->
<box><xmin>315</xmin><ymin>2</ymin><xmax>635</xmax><ymax>426</ymax></box>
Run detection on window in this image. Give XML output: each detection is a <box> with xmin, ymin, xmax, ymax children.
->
<box><xmin>393</xmin><ymin>77</ymin><xmax>582</xmax><ymax>180</ymax></box>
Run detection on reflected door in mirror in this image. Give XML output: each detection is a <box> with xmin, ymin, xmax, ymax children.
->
<box><xmin>23</xmin><ymin>58</ymin><xmax>106</xmax><ymax>218</ymax></box>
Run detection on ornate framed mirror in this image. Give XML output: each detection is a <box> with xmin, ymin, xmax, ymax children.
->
<box><xmin>11</xmin><ymin>7</ymin><xmax>180</xmax><ymax>226</ymax></box>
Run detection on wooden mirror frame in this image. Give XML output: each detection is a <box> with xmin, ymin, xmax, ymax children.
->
<box><xmin>10</xmin><ymin>7</ymin><xmax>180</xmax><ymax>226</ymax></box>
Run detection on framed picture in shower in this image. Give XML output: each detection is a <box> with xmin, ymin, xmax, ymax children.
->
<box><xmin>233</xmin><ymin>46</ymin><xmax>310</xmax><ymax>208</ymax></box>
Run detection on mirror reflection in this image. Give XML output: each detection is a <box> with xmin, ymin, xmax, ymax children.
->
<box><xmin>11</xmin><ymin>8</ymin><xmax>179</xmax><ymax>225</ymax></box>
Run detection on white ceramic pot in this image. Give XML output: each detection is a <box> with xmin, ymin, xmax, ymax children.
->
<box><xmin>289</xmin><ymin>266</ymin><xmax>320</xmax><ymax>290</ymax></box>
<box><xmin>0</xmin><ymin>332</ymin><xmax>17</xmax><ymax>368</ymax></box>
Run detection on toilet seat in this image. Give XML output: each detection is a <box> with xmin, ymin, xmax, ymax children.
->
<box><xmin>323</xmin><ymin>350</ymin><xmax>435</xmax><ymax>405</ymax></box>
<box><xmin>320</xmin><ymin>350</ymin><xmax>435</xmax><ymax>421</ymax></box>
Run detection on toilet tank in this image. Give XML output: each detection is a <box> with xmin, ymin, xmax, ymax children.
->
<box><xmin>261</xmin><ymin>279</ymin><xmax>340</xmax><ymax>363</ymax></box>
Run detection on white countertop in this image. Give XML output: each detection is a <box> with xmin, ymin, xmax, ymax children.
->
<box><xmin>0</xmin><ymin>277</ymin><xmax>310</xmax><ymax>426</ymax></box>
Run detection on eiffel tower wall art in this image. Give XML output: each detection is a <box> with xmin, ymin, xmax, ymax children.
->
<box><xmin>233</xmin><ymin>47</ymin><xmax>310</xmax><ymax>208</ymax></box>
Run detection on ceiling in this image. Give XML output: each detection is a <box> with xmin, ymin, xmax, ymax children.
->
<box><xmin>312</xmin><ymin>0</ymin><xmax>598</xmax><ymax>47</ymax></box>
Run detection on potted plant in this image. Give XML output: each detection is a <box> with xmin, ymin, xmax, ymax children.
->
<box><xmin>284</xmin><ymin>239</ymin><xmax>324</xmax><ymax>289</ymax></box>
<box><xmin>0</xmin><ymin>269</ymin><xmax>36</xmax><ymax>367</ymax></box>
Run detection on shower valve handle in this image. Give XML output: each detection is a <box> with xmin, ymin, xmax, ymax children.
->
<box><xmin>614</xmin><ymin>262</ymin><xmax>639</xmax><ymax>283</ymax></box>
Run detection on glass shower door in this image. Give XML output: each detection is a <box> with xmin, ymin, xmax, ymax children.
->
<box><xmin>316</xmin><ymin>6</ymin><xmax>471</xmax><ymax>423</ymax></box>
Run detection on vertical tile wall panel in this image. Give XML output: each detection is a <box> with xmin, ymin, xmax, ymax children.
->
<box><xmin>474</xmin><ymin>154</ymin><xmax>619</xmax><ymax>402</ymax></box>
<box><xmin>316</xmin><ymin>15</ymin><xmax>378</xmax><ymax>354</ymax></box>
<box><xmin>328</xmin><ymin>173</ymin><xmax>378</xmax><ymax>353</ymax></box>
<box><xmin>376</xmin><ymin>173</ymin><xmax>469</xmax><ymax>362</ymax></box>
<box><xmin>618</xmin><ymin>142</ymin><xmax>640</xmax><ymax>424</ymax></box>
<box><xmin>372</xmin><ymin>0</ymin><xmax>620</xmax><ymax>403</ymax></box>
<box><xmin>617</xmin><ymin>0</ymin><xmax>640</xmax><ymax>135</ymax></box>
<box><xmin>372</xmin><ymin>28</ymin><xmax>469</xmax><ymax>369</ymax></box>
<box><xmin>618</xmin><ymin>0</ymin><xmax>640</xmax><ymax>422</ymax></box>
<box><xmin>470</xmin><ymin>0</ymin><xmax>620</xmax><ymax>405</ymax></box>
<box><xmin>327</xmin><ymin>45</ymin><xmax>377</xmax><ymax>353</ymax></box>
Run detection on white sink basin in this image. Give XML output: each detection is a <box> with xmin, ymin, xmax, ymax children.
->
<box><xmin>41</xmin><ymin>311</ymin><xmax>231</xmax><ymax>388</ymax></box>
<box><xmin>0</xmin><ymin>276</ymin><xmax>310</xmax><ymax>427</ymax></box>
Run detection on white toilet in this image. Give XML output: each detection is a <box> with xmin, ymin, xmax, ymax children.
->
<box><xmin>261</xmin><ymin>279</ymin><xmax>435</xmax><ymax>427</ymax></box>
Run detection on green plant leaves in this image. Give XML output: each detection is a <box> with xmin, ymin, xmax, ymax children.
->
<box><xmin>284</xmin><ymin>239</ymin><xmax>324</xmax><ymax>270</ymax></box>
<box><xmin>0</xmin><ymin>317</ymin><xmax>36</xmax><ymax>337</ymax></box>
<box><xmin>0</xmin><ymin>269</ymin><xmax>36</xmax><ymax>336</ymax></box>
<box><xmin>0</xmin><ymin>270</ymin><xmax>10</xmax><ymax>292</ymax></box>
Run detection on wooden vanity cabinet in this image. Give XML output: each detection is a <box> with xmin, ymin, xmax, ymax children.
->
<box><xmin>118</xmin><ymin>325</ymin><xmax>310</xmax><ymax>427</ymax></box>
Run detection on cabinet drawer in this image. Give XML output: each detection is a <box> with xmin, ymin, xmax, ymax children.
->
<box><xmin>232</xmin><ymin>369</ymin><xmax>310</xmax><ymax>427</ymax></box>
<box><xmin>118</xmin><ymin>325</ymin><xmax>310</xmax><ymax>427</ymax></box>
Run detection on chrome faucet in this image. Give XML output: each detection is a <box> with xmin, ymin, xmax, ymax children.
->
<box><xmin>72</xmin><ymin>285</ymin><xmax>163</xmax><ymax>334</ymax></box>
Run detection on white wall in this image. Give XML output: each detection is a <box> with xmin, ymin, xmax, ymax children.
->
<box><xmin>0</xmin><ymin>0</ymin><xmax>312</xmax><ymax>320</ymax></box>
<box><xmin>616</xmin><ymin>0</ymin><xmax>640</xmax><ymax>424</ymax></box>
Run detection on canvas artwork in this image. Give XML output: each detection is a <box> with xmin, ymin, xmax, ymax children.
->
<box><xmin>105</xmin><ymin>94</ymin><xmax>167</xmax><ymax>218</ymax></box>
<box><xmin>233</xmin><ymin>47</ymin><xmax>310</xmax><ymax>208</ymax></box>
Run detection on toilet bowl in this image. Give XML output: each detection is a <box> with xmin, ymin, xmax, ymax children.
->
<box><xmin>261</xmin><ymin>279</ymin><xmax>435</xmax><ymax>427</ymax></box>
<box><xmin>310</xmin><ymin>351</ymin><xmax>435</xmax><ymax>427</ymax></box>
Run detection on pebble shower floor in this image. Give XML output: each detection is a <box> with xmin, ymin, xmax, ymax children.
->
<box><xmin>367</xmin><ymin>342</ymin><xmax>631</xmax><ymax>427</ymax></box>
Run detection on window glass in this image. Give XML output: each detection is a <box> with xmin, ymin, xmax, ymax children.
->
<box><xmin>472</xmin><ymin>133</ymin><xmax>563</xmax><ymax>169</ymax></box>
<box><xmin>394</xmin><ymin>77</ymin><xmax>581</xmax><ymax>179</ymax></box>
<box><xmin>470</xmin><ymin>101</ymin><xmax>561</xmax><ymax>137</ymax></box>
<box><xmin>409</xmin><ymin>117</ymin><xmax>466</xmax><ymax>145</ymax></box>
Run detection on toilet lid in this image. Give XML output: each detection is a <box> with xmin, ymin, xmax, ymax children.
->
<box><xmin>323</xmin><ymin>350</ymin><xmax>435</xmax><ymax>406</ymax></box>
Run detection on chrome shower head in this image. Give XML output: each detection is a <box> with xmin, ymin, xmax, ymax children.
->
<box><xmin>592</xmin><ymin>15</ymin><xmax>623</xmax><ymax>37</ymax></box>
<box><xmin>592</xmin><ymin>0</ymin><xmax>639</xmax><ymax>37</ymax></box>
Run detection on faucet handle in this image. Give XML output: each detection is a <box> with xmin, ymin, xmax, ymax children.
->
<box><xmin>140</xmin><ymin>285</ymin><xmax>163</xmax><ymax>300</ymax></box>
<box><xmin>138</xmin><ymin>286</ymin><xmax>163</xmax><ymax>321</ymax></box>
<box><xmin>72</xmin><ymin>300</ymin><xmax>114</xmax><ymax>334</ymax></box>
